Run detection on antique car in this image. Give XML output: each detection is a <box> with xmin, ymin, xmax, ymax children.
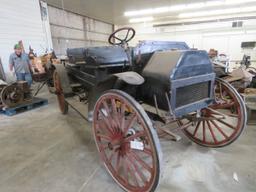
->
<box><xmin>52</xmin><ymin>27</ymin><xmax>247</xmax><ymax>192</ymax></box>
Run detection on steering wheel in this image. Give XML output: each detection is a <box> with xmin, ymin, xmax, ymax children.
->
<box><xmin>108</xmin><ymin>27</ymin><xmax>136</xmax><ymax>45</ymax></box>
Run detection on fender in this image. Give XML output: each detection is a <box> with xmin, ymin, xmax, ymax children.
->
<box><xmin>87</xmin><ymin>72</ymin><xmax>144</xmax><ymax>121</ymax></box>
<box><xmin>112</xmin><ymin>71</ymin><xmax>144</xmax><ymax>85</ymax></box>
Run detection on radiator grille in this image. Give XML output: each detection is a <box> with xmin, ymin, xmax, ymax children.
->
<box><xmin>176</xmin><ymin>81</ymin><xmax>210</xmax><ymax>108</ymax></box>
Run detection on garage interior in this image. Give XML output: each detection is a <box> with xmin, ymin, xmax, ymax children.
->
<box><xmin>0</xmin><ymin>0</ymin><xmax>256</xmax><ymax>192</ymax></box>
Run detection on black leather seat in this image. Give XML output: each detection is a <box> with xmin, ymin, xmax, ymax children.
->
<box><xmin>67</xmin><ymin>46</ymin><xmax>129</xmax><ymax>68</ymax></box>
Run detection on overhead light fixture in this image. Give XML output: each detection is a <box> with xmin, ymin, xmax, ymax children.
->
<box><xmin>179</xmin><ymin>6</ymin><xmax>256</xmax><ymax>18</ymax></box>
<box><xmin>125</xmin><ymin>7</ymin><xmax>168</xmax><ymax>17</ymax></box>
<box><xmin>124</xmin><ymin>0</ymin><xmax>256</xmax><ymax>17</ymax></box>
<box><xmin>129</xmin><ymin>17</ymin><xmax>154</xmax><ymax>23</ymax></box>
<box><xmin>203</xmin><ymin>31</ymin><xmax>244</xmax><ymax>36</ymax></box>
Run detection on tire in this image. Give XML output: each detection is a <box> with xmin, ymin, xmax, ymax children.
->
<box><xmin>182</xmin><ymin>78</ymin><xmax>247</xmax><ymax>148</ymax></box>
<box><xmin>93</xmin><ymin>89</ymin><xmax>162</xmax><ymax>192</ymax></box>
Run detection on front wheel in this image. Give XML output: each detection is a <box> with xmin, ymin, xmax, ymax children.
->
<box><xmin>182</xmin><ymin>78</ymin><xmax>247</xmax><ymax>147</ymax></box>
<box><xmin>93</xmin><ymin>89</ymin><xmax>162</xmax><ymax>192</ymax></box>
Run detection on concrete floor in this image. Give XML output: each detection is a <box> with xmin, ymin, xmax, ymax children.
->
<box><xmin>0</xmin><ymin>89</ymin><xmax>256</xmax><ymax>192</ymax></box>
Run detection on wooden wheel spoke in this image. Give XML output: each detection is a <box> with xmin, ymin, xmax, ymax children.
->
<box><xmin>111</xmin><ymin>99</ymin><xmax>117</xmax><ymax>113</ymax></box>
<box><xmin>206</xmin><ymin>120</ymin><xmax>218</xmax><ymax>143</ymax></box>
<box><xmin>193</xmin><ymin>121</ymin><xmax>201</xmax><ymax>137</ymax></box>
<box><xmin>207</xmin><ymin>107</ymin><xmax>225</xmax><ymax>117</ymax></box>
<box><xmin>96</xmin><ymin>133</ymin><xmax>111</xmax><ymax>141</ymax></box>
<box><xmin>115</xmin><ymin>151</ymin><xmax>121</xmax><ymax>173</ymax></box>
<box><xmin>142</xmin><ymin>147</ymin><xmax>153</xmax><ymax>156</ymax></box>
<box><xmin>123</xmin><ymin>158</ymin><xmax>129</xmax><ymax>185</ymax></box>
<box><xmin>111</xmin><ymin>99</ymin><xmax>121</xmax><ymax>128</ymax></box>
<box><xmin>97</xmin><ymin>119</ymin><xmax>114</xmax><ymax>135</ymax></box>
<box><xmin>123</xmin><ymin>114</ymin><xmax>137</xmax><ymax>134</ymax></box>
<box><xmin>126</xmin><ymin>158</ymin><xmax>139</xmax><ymax>186</ymax></box>
<box><xmin>120</xmin><ymin>102</ymin><xmax>126</xmax><ymax>114</ymax></box>
<box><xmin>127</xmin><ymin>153</ymin><xmax>148</xmax><ymax>184</ymax></box>
<box><xmin>124</xmin><ymin>131</ymin><xmax>146</xmax><ymax>142</ymax></box>
<box><xmin>120</xmin><ymin>103</ymin><xmax>126</xmax><ymax>131</ymax></box>
<box><xmin>202</xmin><ymin>121</ymin><xmax>206</xmax><ymax>143</ymax></box>
<box><xmin>111</xmin><ymin>99</ymin><xmax>117</xmax><ymax>115</ymax></box>
<box><xmin>99</xmin><ymin>111</ymin><xmax>118</xmax><ymax>134</ymax></box>
<box><xmin>130</xmin><ymin>151</ymin><xmax>152</xmax><ymax>173</ymax></box>
<box><xmin>225</xmin><ymin>113</ymin><xmax>239</xmax><ymax>118</ymax></box>
<box><xmin>102</xmin><ymin>100</ymin><xmax>111</xmax><ymax>115</ymax></box>
<box><xmin>208</xmin><ymin>107</ymin><xmax>238</xmax><ymax>118</ymax></box>
<box><xmin>216</xmin><ymin>119</ymin><xmax>236</xmax><ymax>130</ymax></box>
<box><xmin>210</xmin><ymin>120</ymin><xmax>229</xmax><ymax>139</ymax></box>
<box><xmin>102</xmin><ymin>100</ymin><xmax>117</xmax><ymax>129</ymax></box>
<box><xmin>108</xmin><ymin>150</ymin><xmax>116</xmax><ymax>163</ymax></box>
<box><xmin>99</xmin><ymin>143</ymin><xmax>109</xmax><ymax>152</ymax></box>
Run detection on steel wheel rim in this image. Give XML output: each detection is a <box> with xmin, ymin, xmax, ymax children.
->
<box><xmin>53</xmin><ymin>71</ymin><xmax>66</xmax><ymax>113</ymax></box>
<box><xmin>93</xmin><ymin>90</ymin><xmax>160</xmax><ymax>192</ymax></box>
<box><xmin>182</xmin><ymin>78</ymin><xmax>246</xmax><ymax>147</ymax></box>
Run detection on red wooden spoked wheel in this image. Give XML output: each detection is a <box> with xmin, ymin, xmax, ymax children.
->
<box><xmin>182</xmin><ymin>78</ymin><xmax>246</xmax><ymax>147</ymax></box>
<box><xmin>93</xmin><ymin>90</ymin><xmax>162</xmax><ymax>192</ymax></box>
<box><xmin>53</xmin><ymin>71</ymin><xmax>68</xmax><ymax>114</ymax></box>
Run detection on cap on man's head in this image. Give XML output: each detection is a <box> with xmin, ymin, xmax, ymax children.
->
<box><xmin>14</xmin><ymin>44</ymin><xmax>21</xmax><ymax>49</ymax></box>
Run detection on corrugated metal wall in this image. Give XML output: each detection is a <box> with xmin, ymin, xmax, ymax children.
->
<box><xmin>48</xmin><ymin>6</ymin><xmax>113</xmax><ymax>56</ymax></box>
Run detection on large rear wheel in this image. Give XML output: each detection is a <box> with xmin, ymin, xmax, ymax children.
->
<box><xmin>93</xmin><ymin>90</ymin><xmax>162</xmax><ymax>192</ymax></box>
<box><xmin>53</xmin><ymin>71</ymin><xmax>68</xmax><ymax>114</ymax></box>
<box><xmin>182</xmin><ymin>78</ymin><xmax>246</xmax><ymax>147</ymax></box>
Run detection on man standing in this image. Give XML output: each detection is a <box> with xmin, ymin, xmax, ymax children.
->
<box><xmin>9</xmin><ymin>44</ymin><xmax>33</xmax><ymax>86</ymax></box>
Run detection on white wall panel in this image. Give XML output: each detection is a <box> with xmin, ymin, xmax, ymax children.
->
<box><xmin>86</xmin><ymin>32</ymin><xmax>109</xmax><ymax>42</ymax></box>
<box><xmin>48</xmin><ymin>6</ymin><xmax>113</xmax><ymax>55</ymax></box>
<box><xmin>52</xmin><ymin>39</ymin><xmax>88</xmax><ymax>55</ymax></box>
<box><xmin>0</xmin><ymin>0</ymin><xmax>50</xmax><ymax>76</ymax></box>
<box><xmin>85</xmin><ymin>18</ymin><xmax>113</xmax><ymax>34</ymax></box>
<box><xmin>51</xmin><ymin>25</ymin><xmax>84</xmax><ymax>40</ymax></box>
<box><xmin>48</xmin><ymin>6</ymin><xmax>83</xmax><ymax>30</ymax></box>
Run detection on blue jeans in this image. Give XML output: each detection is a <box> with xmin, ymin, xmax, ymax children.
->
<box><xmin>16</xmin><ymin>73</ymin><xmax>33</xmax><ymax>86</ymax></box>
